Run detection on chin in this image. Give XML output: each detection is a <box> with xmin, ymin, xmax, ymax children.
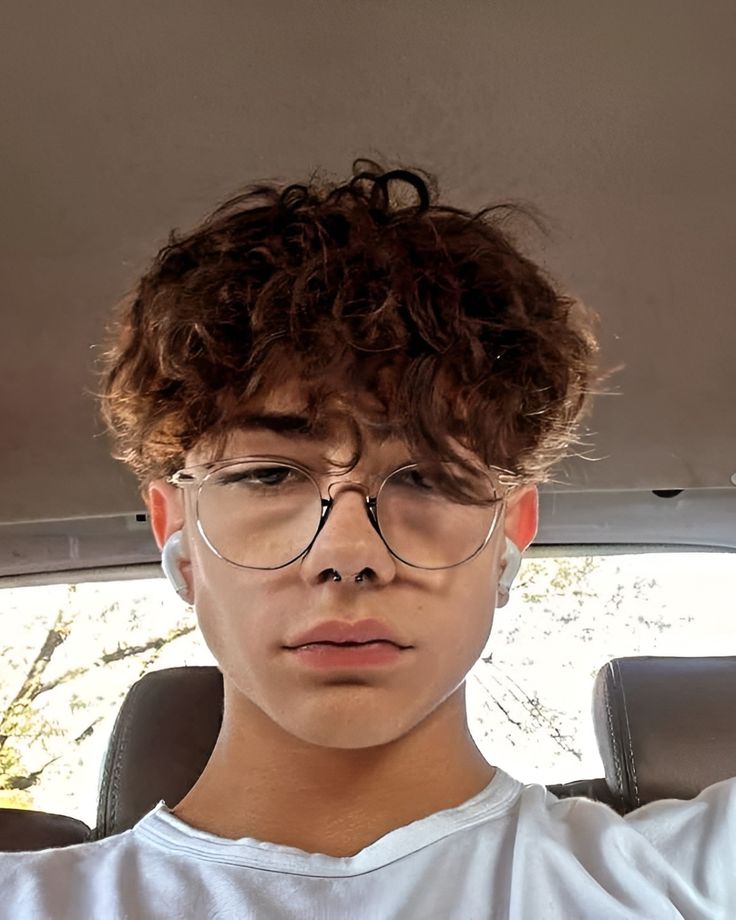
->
<box><xmin>292</xmin><ymin>724</ymin><xmax>406</xmax><ymax>750</ymax></box>
<box><xmin>277</xmin><ymin>703</ymin><xmax>413</xmax><ymax>750</ymax></box>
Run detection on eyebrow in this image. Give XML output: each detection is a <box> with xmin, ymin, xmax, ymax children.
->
<box><xmin>233</xmin><ymin>412</ymin><xmax>324</xmax><ymax>439</ymax></box>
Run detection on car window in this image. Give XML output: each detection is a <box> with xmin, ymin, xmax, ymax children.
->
<box><xmin>1</xmin><ymin>549</ymin><xmax>734</xmax><ymax>829</ymax></box>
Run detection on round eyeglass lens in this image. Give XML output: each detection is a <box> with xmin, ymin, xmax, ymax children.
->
<box><xmin>196</xmin><ymin>461</ymin><xmax>322</xmax><ymax>568</ymax></box>
<box><xmin>375</xmin><ymin>462</ymin><xmax>502</xmax><ymax>568</ymax></box>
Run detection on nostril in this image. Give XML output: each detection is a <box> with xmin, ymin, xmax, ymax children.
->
<box><xmin>321</xmin><ymin>568</ymin><xmax>372</xmax><ymax>583</ymax></box>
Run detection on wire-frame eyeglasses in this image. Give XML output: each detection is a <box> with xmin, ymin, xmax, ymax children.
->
<box><xmin>167</xmin><ymin>455</ymin><xmax>510</xmax><ymax>571</ymax></box>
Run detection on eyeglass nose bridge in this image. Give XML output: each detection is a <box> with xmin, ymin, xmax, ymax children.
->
<box><xmin>325</xmin><ymin>478</ymin><xmax>377</xmax><ymax>503</ymax></box>
<box><xmin>317</xmin><ymin>478</ymin><xmax>383</xmax><ymax>543</ymax></box>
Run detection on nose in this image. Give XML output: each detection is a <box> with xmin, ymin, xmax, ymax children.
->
<box><xmin>298</xmin><ymin>480</ymin><xmax>396</xmax><ymax>586</ymax></box>
<box><xmin>325</xmin><ymin>478</ymin><xmax>372</xmax><ymax>503</ymax></box>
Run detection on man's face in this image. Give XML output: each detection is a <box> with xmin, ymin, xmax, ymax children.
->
<box><xmin>154</xmin><ymin>388</ymin><xmax>537</xmax><ymax>751</ymax></box>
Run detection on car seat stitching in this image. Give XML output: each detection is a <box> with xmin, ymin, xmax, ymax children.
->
<box><xmin>616</xmin><ymin>662</ymin><xmax>640</xmax><ymax>807</ymax></box>
<box><xmin>604</xmin><ymin>664</ymin><xmax>624</xmax><ymax>799</ymax></box>
<box><xmin>109</xmin><ymin>678</ymin><xmax>142</xmax><ymax>833</ymax></box>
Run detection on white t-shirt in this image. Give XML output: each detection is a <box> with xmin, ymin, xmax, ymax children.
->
<box><xmin>1</xmin><ymin>768</ymin><xmax>734</xmax><ymax>919</ymax></box>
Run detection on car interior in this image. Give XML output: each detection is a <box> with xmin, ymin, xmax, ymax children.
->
<box><xmin>1</xmin><ymin>3</ymin><xmax>735</xmax><ymax>853</ymax></box>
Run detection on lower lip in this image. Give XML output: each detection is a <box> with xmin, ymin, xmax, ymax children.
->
<box><xmin>287</xmin><ymin>642</ymin><xmax>408</xmax><ymax>668</ymax></box>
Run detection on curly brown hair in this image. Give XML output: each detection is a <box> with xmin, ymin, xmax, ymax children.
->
<box><xmin>96</xmin><ymin>158</ymin><xmax>600</xmax><ymax>504</ymax></box>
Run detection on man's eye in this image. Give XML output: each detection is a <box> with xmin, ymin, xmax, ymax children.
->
<box><xmin>216</xmin><ymin>466</ymin><xmax>294</xmax><ymax>487</ymax></box>
<box><xmin>396</xmin><ymin>469</ymin><xmax>435</xmax><ymax>490</ymax></box>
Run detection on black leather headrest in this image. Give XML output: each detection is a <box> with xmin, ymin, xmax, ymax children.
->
<box><xmin>0</xmin><ymin>809</ymin><xmax>91</xmax><ymax>851</ymax></box>
<box><xmin>95</xmin><ymin>666</ymin><xmax>223</xmax><ymax>839</ymax></box>
<box><xmin>594</xmin><ymin>656</ymin><xmax>736</xmax><ymax>811</ymax></box>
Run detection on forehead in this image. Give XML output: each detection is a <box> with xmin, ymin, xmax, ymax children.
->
<box><xmin>189</xmin><ymin>378</ymin><xmax>485</xmax><ymax>472</ymax></box>
<box><xmin>189</xmin><ymin>382</ymin><xmax>403</xmax><ymax>466</ymax></box>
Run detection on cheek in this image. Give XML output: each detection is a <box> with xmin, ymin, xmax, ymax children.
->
<box><xmin>188</xmin><ymin>541</ymin><xmax>274</xmax><ymax>670</ymax></box>
<box><xmin>437</xmin><ymin>597</ymin><xmax>495</xmax><ymax>676</ymax></box>
<box><xmin>414</xmin><ymin>570</ymin><xmax>497</xmax><ymax>690</ymax></box>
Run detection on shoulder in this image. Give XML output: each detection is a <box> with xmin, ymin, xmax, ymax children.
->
<box><xmin>520</xmin><ymin>773</ymin><xmax>736</xmax><ymax>839</ymax></box>
<box><xmin>624</xmin><ymin>776</ymin><xmax>736</xmax><ymax>895</ymax></box>
<box><xmin>624</xmin><ymin>773</ymin><xmax>736</xmax><ymax>835</ymax></box>
<box><xmin>0</xmin><ymin>833</ymin><xmax>136</xmax><ymax>920</ymax></box>
<box><xmin>513</xmin><ymin>776</ymin><xmax>736</xmax><ymax>915</ymax></box>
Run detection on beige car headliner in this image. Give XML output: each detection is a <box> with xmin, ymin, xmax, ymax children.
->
<box><xmin>1</xmin><ymin>3</ymin><xmax>734</xmax><ymax>576</ymax></box>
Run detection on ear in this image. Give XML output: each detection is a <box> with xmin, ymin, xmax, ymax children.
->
<box><xmin>147</xmin><ymin>479</ymin><xmax>195</xmax><ymax>602</ymax></box>
<box><xmin>147</xmin><ymin>479</ymin><xmax>186</xmax><ymax>551</ymax></box>
<box><xmin>503</xmin><ymin>484</ymin><xmax>538</xmax><ymax>553</ymax></box>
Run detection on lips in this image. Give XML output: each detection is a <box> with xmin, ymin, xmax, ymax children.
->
<box><xmin>284</xmin><ymin>618</ymin><xmax>411</xmax><ymax>650</ymax></box>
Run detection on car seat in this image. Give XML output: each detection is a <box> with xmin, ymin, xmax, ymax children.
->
<box><xmin>2</xmin><ymin>656</ymin><xmax>734</xmax><ymax>849</ymax></box>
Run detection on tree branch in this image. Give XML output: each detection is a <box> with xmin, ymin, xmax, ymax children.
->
<box><xmin>0</xmin><ymin>755</ymin><xmax>61</xmax><ymax>791</ymax></box>
<box><xmin>35</xmin><ymin>666</ymin><xmax>91</xmax><ymax>699</ymax></box>
<box><xmin>0</xmin><ymin>607</ymin><xmax>74</xmax><ymax>752</ymax></box>
<box><xmin>74</xmin><ymin>717</ymin><xmax>103</xmax><ymax>745</ymax></box>
<box><xmin>99</xmin><ymin>624</ymin><xmax>196</xmax><ymax>665</ymax></box>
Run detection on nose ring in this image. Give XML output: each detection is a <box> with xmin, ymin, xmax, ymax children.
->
<box><xmin>329</xmin><ymin>569</ymin><xmax>367</xmax><ymax>583</ymax></box>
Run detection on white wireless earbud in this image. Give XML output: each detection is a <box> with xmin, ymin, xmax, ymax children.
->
<box><xmin>497</xmin><ymin>537</ymin><xmax>522</xmax><ymax>608</ymax></box>
<box><xmin>161</xmin><ymin>530</ymin><xmax>191</xmax><ymax>601</ymax></box>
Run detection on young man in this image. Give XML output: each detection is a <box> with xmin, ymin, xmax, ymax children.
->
<box><xmin>2</xmin><ymin>160</ymin><xmax>734</xmax><ymax>918</ymax></box>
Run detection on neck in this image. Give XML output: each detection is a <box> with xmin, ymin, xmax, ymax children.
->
<box><xmin>171</xmin><ymin>682</ymin><xmax>495</xmax><ymax>857</ymax></box>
